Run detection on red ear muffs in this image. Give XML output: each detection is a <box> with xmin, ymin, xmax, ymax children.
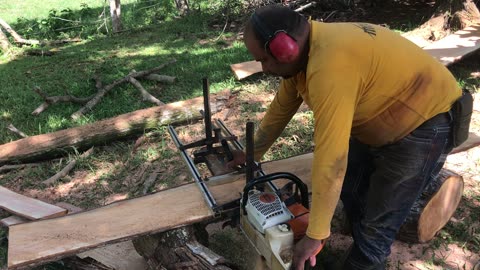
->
<box><xmin>251</xmin><ymin>12</ymin><xmax>300</xmax><ymax>63</ymax></box>
<box><xmin>268</xmin><ymin>31</ymin><xmax>299</xmax><ymax>63</ymax></box>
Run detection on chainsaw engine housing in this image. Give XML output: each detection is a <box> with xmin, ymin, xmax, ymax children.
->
<box><xmin>245</xmin><ymin>190</ymin><xmax>294</xmax><ymax>233</ymax></box>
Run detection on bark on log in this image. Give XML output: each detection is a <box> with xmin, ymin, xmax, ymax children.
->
<box><xmin>145</xmin><ymin>74</ymin><xmax>177</xmax><ymax>84</ymax></box>
<box><xmin>133</xmin><ymin>225</ymin><xmax>233</xmax><ymax>270</ymax></box>
<box><xmin>0</xmin><ymin>27</ymin><xmax>10</xmax><ymax>51</ymax></box>
<box><xmin>404</xmin><ymin>0</ymin><xmax>480</xmax><ymax>41</ymax></box>
<box><xmin>397</xmin><ymin>169</ymin><xmax>464</xmax><ymax>243</ymax></box>
<box><xmin>0</xmin><ymin>91</ymin><xmax>230</xmax><ymax>165</ymax></box>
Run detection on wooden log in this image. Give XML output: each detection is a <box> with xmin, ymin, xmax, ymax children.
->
<box><xmin>397</xmin><ymin>169</ymin><xmax>464</xmax><ymax>243</ymax></box>
<box><xmin>0</xmin><ymin>91</ymin><xmax>230</xmax><ymax>165</ymax></box>
<box><xmin>0</xmin><ymin>26</ymin><xmax>10</xmax><ymax>51</ymax></box>
<box><xmin>132</xmin><ymin>226</ymin><xmax>232</xmax><ymax>270</ymax></box>
<box><xmin>145</xmin><ymin>74</ymin><xmax>177</xmax><ymax>84</ymax></box>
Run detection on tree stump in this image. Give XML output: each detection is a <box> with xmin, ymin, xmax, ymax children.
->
<box><xmin>132</xmin><ymin>224</ymin><xmax>234</xmax><ymax>270</ymax></box>
<box><xmin>397</xmin><ymin>169</ymin><xmax>464</xmax><ymax>243</ymax></box>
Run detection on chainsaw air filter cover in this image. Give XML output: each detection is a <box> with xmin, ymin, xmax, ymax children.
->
<box><xmin>245</xmin><ymin>190</ymin><xmax>294</xmax><ymax>234</ymax></box>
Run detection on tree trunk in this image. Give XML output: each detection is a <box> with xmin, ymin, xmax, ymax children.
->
<box><xmin>406</xmin><ymin>0</ymin><xmax>480</xmax><ymax>41</ymax></box>
<box><xmin>133</xmin><ymin>225</ymin><xmax>234</xmax><ymax>270</ymax></box>
<box><xmin>174</xmin><ymin>0</ymin><xmax>190</xmax><ymax>15</ymax></box>
<box><xmin>0</xmin><ymin>91</ymin><xmax>230</xmax><ymax>165</ymax></box>
<box><xmin>397</xmin><ymin>169</ymin><xmax>464</xmax><ymax>243</ymax></box>
<box><xmin>109</xmin><ymin>0</ymin><xmax>122</xmax><ymax>33</ymax></box>
<box><xmin>0</xmin><ymin>27</ymin><xmax>10</xmax><ymax>52</ymax></box>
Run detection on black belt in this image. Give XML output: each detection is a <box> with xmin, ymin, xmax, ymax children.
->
<box><xmin>418</xmin><ymin>111</ymin><xmax>451</xmax><ymax>129</ymax></box>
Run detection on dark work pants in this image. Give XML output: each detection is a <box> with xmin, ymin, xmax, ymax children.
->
<box><xmin>340</xmin><ymin>114</ymin><xmax>453</xmax><ymax>270</ymax></box>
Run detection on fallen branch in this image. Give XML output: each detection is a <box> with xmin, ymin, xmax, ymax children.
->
<box><xmin>7</xmin><ymin>124</ymin><xmax>28</xmax><ymax>138</ymax></box>
<box><xmin>0</xmin><ymin>18</ymin><xmax>81</xmax><ymax>46</ymax></box>
<box><xmin>32</xmin><ymin>86</ymin><xmax>92</xmax><ymax>115</ymax></box>
<box><xmin>0</xmin><ymin>27</ymin><xmax>10</xmax><ymax>51</ymax></box>
<box><xmin>0</xmin><ymin>18</ymin><xmax>38</xmax><ymax>45</ymax></box>
<box><xmin>0</xmin><ymin>163</ymin><xmax>40</xmax><ymax>173</ymax></box>
<box><xmin>145</xmin><ymin>74</ymin><xmax>177</xmax><ymax>84</ymax></box>
<box><xmin>142</xmin><ymin>168</ymin><xmax>163</xmax><ymax>195</ymax></box>
<box><xmin>24</xmin><ymin>49</ymin><xmax>57</xmax><ymax>56</ymax></box>
<box><xmin>71</xmin><ymin>58</ymin><xmax>176</xmax><ymax>120</ymax></box>
<box><xmin>294</xmin><ymin>2</ymin><xmax>316</xmax><ymax>12</ymax></box>
<box><xmin>128</xmin><ymin>76</ymin><xmax>165</xmax><ymax>106</ymax></box>
<box><xmin>42</xmin><ymin>147</ymin><xmax>94</xmax><ymax>186</ymax></box>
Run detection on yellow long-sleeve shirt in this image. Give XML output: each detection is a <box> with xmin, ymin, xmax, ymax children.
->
<box><xmin>254</xmin><ymin>21</ymin><xmax>461</xmax><ymax>240</ymax></box>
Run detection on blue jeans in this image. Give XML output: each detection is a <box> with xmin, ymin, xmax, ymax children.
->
<box><xmin>340</xmin><ymin>115</ymin><xmax>453</xmax><ymax>269</ymax></box>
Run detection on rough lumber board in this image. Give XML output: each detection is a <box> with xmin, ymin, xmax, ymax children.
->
<box><xmin>7</xmin><ymin>153</ymin><xmax>313</xmax><ymax>269</ymax></box>
<box><xmin>0</xmin><ymin>91</ymin><xmax>229</xmax><ymax>165</ymax></box>
<box><xmin>230</xmin><ymin>60</ymin><xmax>262</xmax><ymax>80</ymax></box>
<box><xmin>77</xmin><ymin>241</ymin><xmax>147</xmax><ymax>270</ymax></box>
<box><xmin>0</xmin><ymin>186</ymin><xmax>67</xmax><ymax>220</ymax></box>
<box><xmin>0</xmin><ymin>216</ymin><xmax>28</xmax><ymax>227</ymax></box>
<box><xmin>451</xmin><ymin>132</ymin><xmax>480</xmax><ymax>154</ymax></box>
<box><xmin>423</xmin><ymin>24</ymin><xmax>480</xmax><ymax>66</ymax></box>
<box><xmin>8</xmin><ymin>183</ymin><xmax>214</xmax><ymax>269</ymax></box>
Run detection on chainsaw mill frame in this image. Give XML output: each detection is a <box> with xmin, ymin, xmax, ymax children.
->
<box><xmin>168</xmin><ymin>78</ymin><xmax>278</xmax><ymax>214</ymax></box>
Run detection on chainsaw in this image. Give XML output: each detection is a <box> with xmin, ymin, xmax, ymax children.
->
<box><xmin>168</xmin><ymin>78</ymin><xmax>324</xmax><ymax>269</ymax></box>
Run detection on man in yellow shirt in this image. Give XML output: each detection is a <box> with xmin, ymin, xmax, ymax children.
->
<box><xmin>237</xmin><ymin>4</ymin><xmax>463</xmax><ymax>270</ymax></box>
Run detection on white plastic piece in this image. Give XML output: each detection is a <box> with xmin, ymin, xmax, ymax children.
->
<box><xmin>245</xmin><ymin>190</ymin><xmax>294</xmax><ymax>233</ymax></box>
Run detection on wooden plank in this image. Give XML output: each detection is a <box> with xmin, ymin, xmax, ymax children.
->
<box><xmin>0</xmin><ymin>216</ymin><xmax>28</xmax><ymax>227</ymax></box>
<box><xmin>230</xmin><ymin>60</ymin><xmax>262</xmax><ymax>80</ymax></box>
<box><xmin>7</xmin><ymin>183</ymin><xmax>214</xmax><ymax>269</ymax></box>
<box><xmin>77</xmin><ymin>241</ymin><xmax>147</xmax><ymax>270</ymax></box>
<box><xmin>7</xmin><ymin>154</ymin><xmax>313</xmax><ymax>269</ymax></box>
<box><xmin>451</xmin><ymin>132</ymin><xmax>480</xmax><ymax>154</ymax></box>
<box><xmin>0</xmin><ymin>186</ymin><xmax>67</xmax><ymax>220</ymax></box>
<box><xmin>423</xmin><ymin>24</ymin><xmax>480</xmax><ymax>66</ymax></box>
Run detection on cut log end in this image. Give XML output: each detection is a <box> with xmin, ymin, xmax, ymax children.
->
<box><xmin>417</xmin><ymin>171</ymin><xmax>464</xmax><ymax>242</ymax></box>
<box><xmin>398</xmin><ymin>169</ymin><xmax>464</xmax><ymax>243</ymax></box>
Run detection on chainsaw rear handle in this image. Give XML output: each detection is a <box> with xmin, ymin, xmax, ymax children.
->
<box><xmin>241</xmin><ymin>172</ymin><xmax>309</xmax><ymax>214</ymax></box>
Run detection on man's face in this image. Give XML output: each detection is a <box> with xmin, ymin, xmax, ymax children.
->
<box><xmin>244</xmin><ymin>30</ymin><xmax>298</xmax><ymax>79</ymax></box>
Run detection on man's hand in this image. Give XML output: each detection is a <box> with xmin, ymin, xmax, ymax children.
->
<box><xmin>291</xmin><ymin>236</ymin><xmax>325</xmax><ymax>270</ymax></box>
<box><xmin>226</xmin><ymin>150</ymin><xmax>246</xmax><ymax>169</ymax></box>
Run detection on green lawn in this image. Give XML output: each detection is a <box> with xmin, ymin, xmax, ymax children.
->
<box><xmin>0</xmin><ymin>0</ymin><xmax>136</xmax><ymax>24</ymax></box>
<box><xmin>0</xmin><ymin>7</ymin><xmax>251</xmax><ymax>143</ymax></box>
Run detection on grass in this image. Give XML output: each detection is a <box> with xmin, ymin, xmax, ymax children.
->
<box><xmin>0</xmin><ymin>10</ymin><xmax>250</xmax><ymax>143</ymax></box>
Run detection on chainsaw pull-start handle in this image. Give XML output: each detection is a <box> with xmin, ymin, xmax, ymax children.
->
<box><xmin>241</xmin><ymin>172</ymin><xmax>309</xmax><ymax>214</ymax></box>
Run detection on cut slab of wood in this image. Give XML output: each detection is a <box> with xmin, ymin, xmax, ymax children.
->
<box><xmin>77</xmin><ymin>241</ymin><xmax>147</xmax><ymax>270</ymax></box>
<box><xmin>0</xmin><ymin>186</ymin><xmax>67</xmax><ymax>220</ymax></box>
<box><xmin>8</xmin><ymin>183</ymin><xmax>214</xmax><ymax>269</ymax></box>
<box><xmin>451</xmin><ymin>132</ymin><xmax>480</xmax><ymax>154</ymax></box>
<box><xmin>423</xmin><ymin>24</ymin><xmax>480</xmax><ymax>66</ymax></box>
<box><xmin>230</xmin><ymin>60</ymin><xmax>262</xmax><ymax>80</ymax></box>
<box><xmin>0</xmin><ymin>216</ymin><xmax>28</xmax><ymax>227</ymax></box>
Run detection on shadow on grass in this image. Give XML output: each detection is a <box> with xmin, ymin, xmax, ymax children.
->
<box><xmin>0</xmin><ymin>5</ymin><xmax>251</xmax><ymax>143</ymax></box>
